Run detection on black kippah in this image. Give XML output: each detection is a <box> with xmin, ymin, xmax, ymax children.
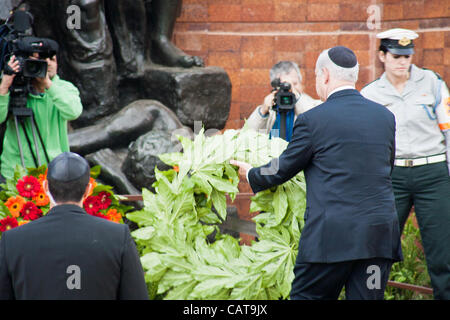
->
<box><xmin>47</xmin><ymin>152</ymin><xmax>90</xmax><ymax>182</ymax></box>
<box><xmin>328</xmin><ymin>46</ymin><xmax>357</xmax><ymax>68</ymax></box>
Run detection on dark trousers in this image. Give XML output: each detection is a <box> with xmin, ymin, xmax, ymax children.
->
<box><xmin>392</xmin><ymin>161</ymin><xmax>450</xmax><ymax>300</ymax></box>
<box><xmin>290</xmin><ymin>258</ymin><xmax>393</xmax><ymax>300</ymax></box>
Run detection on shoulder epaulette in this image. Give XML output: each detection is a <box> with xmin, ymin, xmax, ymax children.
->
<box><xmin>422</xmin><ymin>67</ymin><xmax>442</xmax><ymax>80</ymax></box>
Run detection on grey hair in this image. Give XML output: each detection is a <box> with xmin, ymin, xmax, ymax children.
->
<box><xmin>270</xmin><ymin>61</ymin><xmax>303</xmax><ymax>83</ymax></box>
<box><xmin>315</xmin><ymin>49</ymin><xmax>359</xmax><ymax>83</ymax></box>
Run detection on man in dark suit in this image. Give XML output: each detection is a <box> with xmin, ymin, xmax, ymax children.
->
<box><xmin>231</xmin><ymin>46</ymin><xmax>402</xmax><ymax>300</ymax></box>
<box><xmin>0</xmin><ymin>152</ymin><xmax>148</xmax><ymax>299</ymax></box>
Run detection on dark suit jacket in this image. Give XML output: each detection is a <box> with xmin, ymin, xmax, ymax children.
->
<box><xmin>248</xmin><ymin>89</ymin><xmax>403</xmax><ymax>263</ymax></box>
<box><xmin>0</xmin><ymin>204</ymin><xmax>148</xmax><ymax>300</ymax></box>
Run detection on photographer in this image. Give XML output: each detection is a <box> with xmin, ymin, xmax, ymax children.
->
<box><xmin>0</xmin><ymin>52</ymin><xmax>82</xmax><ymax>180</ymax></box>
<box><xmin>246</xmin><ymin>61</ymin><xmax>321</xmax><ymax>141</ymax></box>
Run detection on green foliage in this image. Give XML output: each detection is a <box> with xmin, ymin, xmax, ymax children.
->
<box><xmin>127</xmin><ymin>125</ymin><xmax>306</xmax><ymax>300</ymax></box>
<box><xmin>384</xmin><ymin>213</ymin><xmax>432</xmax><ymax>300</ymax></box>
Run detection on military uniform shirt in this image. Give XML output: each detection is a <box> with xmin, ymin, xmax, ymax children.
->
<box><xmin>361</xmin><ymin>64</ymin><xmax>450</xmax><ymax>159</ymax></box>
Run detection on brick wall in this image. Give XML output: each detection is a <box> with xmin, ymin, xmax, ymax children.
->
<box><xmin>174</xmin><ymin>0</ymin><xmax>450</xmax><ymax>131</ymax></box>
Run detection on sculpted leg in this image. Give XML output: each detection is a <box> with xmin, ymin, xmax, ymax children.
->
<box><xmin>148</xmin><ymin>0</ymin><xmax>204</xmax><ymax>68</ymax></box>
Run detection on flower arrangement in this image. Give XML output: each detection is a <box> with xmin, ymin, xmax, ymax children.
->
<box><xmin>0</xmin><ymin>165</ymin><xmax>133</xmax><ymax>235</ymax></box>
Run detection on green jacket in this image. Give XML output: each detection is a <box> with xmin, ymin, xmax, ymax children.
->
<box><xmin>0</xmin><ymin>75</ymin><xmax>82</xmax><ymax>179</ymax></box>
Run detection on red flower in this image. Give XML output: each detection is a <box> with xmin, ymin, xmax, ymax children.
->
<box><xmin>91</xmin><ymin>211</ymin><xmax>108</xmax><ymax>220</ymax></box>
<box><xmin>97</xmin><ymin>191</ymin><xmax>112</xmax><ymax>210</ymax></box>
<box><xmin>83</xmin><ymin>196</ymin><xmax>101</xmax><ymax>215</ymax></box>
<box><xmin>0</xmin><ymin>216</ymin><xmax>19</xmax><ymax>232</ymax></box>
<box><xmin>20</xmin><ymin>202</ymin><xmax>43</xmax><ymax>221</ymax></box>
<box><xmin>16</xmin><ymin>176</ymin><xmax>41</xmax><ymax>198</ymax></box>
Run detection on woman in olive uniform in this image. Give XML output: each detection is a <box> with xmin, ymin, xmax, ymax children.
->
<box><xmin>361</xmin><ymin>28</ymin><xmax>450</xmax><ymax>300</ymax></box>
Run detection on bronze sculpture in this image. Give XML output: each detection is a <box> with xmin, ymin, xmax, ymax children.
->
<box><xmin>1</xmin><ymin>0</ymin><xmax>231</xmax><ymax>194</ymax></box>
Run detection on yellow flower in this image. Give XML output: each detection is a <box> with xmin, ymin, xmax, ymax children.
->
<box><xmin>5</xmin><ymin>196</ymin><xmax>26</xmax><ymax>218</ymax></box>
<box><xmin>18</xmin><ymin>220</ymin><xmax>30</xmax><ymax>226</ymax></box>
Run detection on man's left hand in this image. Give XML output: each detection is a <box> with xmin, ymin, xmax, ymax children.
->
<box><xmin>46</xmin><ymin>55</ymin><xmax>58</xmax><ymax>80</ymax></box>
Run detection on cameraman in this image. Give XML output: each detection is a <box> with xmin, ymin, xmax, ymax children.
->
<box><xmin>0</xmin><ymin>53</ymin><xmax>83</xmax><ymax>180</ymax></box>
<box><xmin>246</xmin><ymin>61</ymin><xmax>321</xmax><ymax>141</ymax></box>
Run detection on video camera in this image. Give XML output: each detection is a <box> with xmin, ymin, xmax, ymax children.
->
<box><xmin>270</xmin><ymin>78</ymin><xmax>297</xmax><ymax>113</ymax></box>
<box><xmin>1</xmin><ymin>10</ymin><xmax>58</xmax><ymax>81</ymax></box>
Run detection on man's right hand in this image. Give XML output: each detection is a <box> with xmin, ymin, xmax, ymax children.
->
<box><xmin>0</xmin><ymin>56</ymin><xmax>20</xmax><ymax>95</ymax></box>
<box><xmin>260</xmin><ymin>91</ymin><xmax>276</xmax><ymax>115</ymax></box>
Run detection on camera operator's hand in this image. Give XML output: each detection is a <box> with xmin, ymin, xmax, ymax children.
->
<box><xmin>0</xmin><ymin>55</ymin><xmax>20</xmax><ymax>95</ymax></box>
<box><xmin>46</xmin><ymin>55</ymin><xmax>58</xmax><ymax>80</ymax></box>
<box><xmin>260</xmin><ymin>91</ymin><xmax>276</xmax><ymax>115</ymax></box>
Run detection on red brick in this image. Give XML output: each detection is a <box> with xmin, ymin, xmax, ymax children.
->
<box><xmin>241</xmin><ymin>4</ymin><xmax>274</xmax><ymax>22</ymax></box>
<box><xmin>227</xmin><ymin>102</ymin><xmax>241</xmax><ymax>121</ymax></box>
<box><xmin>356</xmin><ymin>67</ymin><xmax>371</xmax><ymax>90</ymax></box>
<box><xmin>226</xmin><ymin>69</ymin><xmax>241</xmax><ymax>102</ymax></box>
<box><xmin>307</xmin><ymin>3</ymin><xmax>340</xmax><ymax>21</ymax></box>
<box><xmin>241</xmin><ymin>0</ymin><xmax>272</xmax><ymax>4</ymax></box>
<box><xmin>241</xmin><ymin>36</ymin><xmax>274</xmax><ymax>53</ymax></box>
<box><xmin>354</xmin><ymin>50</ymin><xmax>370</xmax><ymax>67</ymax></box>
<box><xmin>240</xmin><ymin>68</ymin><xmax>270</xmax><ymax>86</ymax></box>
<box><xmin>239</xmin><ymin>85</ymin><xmax>271</xmax><ymax>104</ymax></box>
<box><xmin>208</xmin><ymin>51</ymin><xmax>241</xmax><ymax>69</ymax></box>
<box><xmin>273</xmin><ymin>2</ymin><xmax>307</xmax><ymax>22</ymax></box>
<box><xmin>402</xmin><ymin>0</ymin><xmax>424</xmax><ymax>20</ymax></box>
<box><xmin>206</xmin><ymin>35</ymin><xmax>241</xmax><ymax>52</ymax></box>
<box><xmin>306</xmin><ymin>0</ymin><xmax>340</xmax><ymax>3</ymax></box>
<box><xmin>339</xmin><ymin>3</ymin><xmax>371</xmax><ymax>22</ymax></box>
<box><xmin>223</xmin><ymin>119</ymin><xmax>242</xmax><ymax>131</ymax></box>
<box><xmin>422</xmin><ymin>49</ymin><xmax>444</xmax><ymax>66</ymax></box>
<box><xmin>274</xmin><ymin>51</ymin><xmax>305</xmax><ymax>68</ymax></box>
<box><xmin>422</xmin><ymin>31</ymin><xmax>445</xmax><ymax>49</ymax></box>
<box><xmin>305</xmin><ymin>51</ymin><xmax>320</xmax><ymax>69</ymax></box>
<box><xmin>305</xmin><ymin>35</ymin><xmax>338</xmax><ymax>51</ymax></box>
<box><xmin>383</xmin><ymin>3</ymin><xmax>404</xmax><ymax>21</ymax></box>
<box><xmin>208</xmin><ymin>4</ymin><xmax>241</xmax><ymax>22</ymax></box>
<box><xmin>305</xmin><ymin>22</ymin><xmax>340</xmax><ymax>32</ymax></box>
<box><xmin>241</xmin><ymin>51</ymin><xmax>274</xmax><ymax>69</ymax></box>
<box><xmin>273</xmin><ymin>36</ymin><xmax>308</xmax><ymax>52</ymax></box>
<box><xmin>412</xmin><ymin>48</ymin><xmax>424</xmax><ymax>67</ymax></box>
<box><xmin>338</xmin><ymin>34</ymin><xmax>370</xmax><ymax>51</ymax></box>
<box><xmin>177</xmin><ymin>3</ymin><xmax>208</xmax><ymax>22</ymax></box>
<box><xmin>446</xmin><ymin>31</ymin><xmax>450</xmax><ymax>47</ymax></box>
<box><xmin>444</xmin><ymin>48</ymin><xmax>450</xmax><ymax>66</ymax></box>
<box><xmin>381</xmin><ymin>20</ymin><xmax>419</xmax><ymax>31</ymax></box>
<box><xmin>424</xmin><ymin>0</ymin><xmax>450</xmax><ymax>18</ymax></box>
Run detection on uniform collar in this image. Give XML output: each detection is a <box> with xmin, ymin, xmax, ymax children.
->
<box><xmin>408</xmin><ymin>64</ymin><xmax>425</xmax><ymax>82</ymax></box>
